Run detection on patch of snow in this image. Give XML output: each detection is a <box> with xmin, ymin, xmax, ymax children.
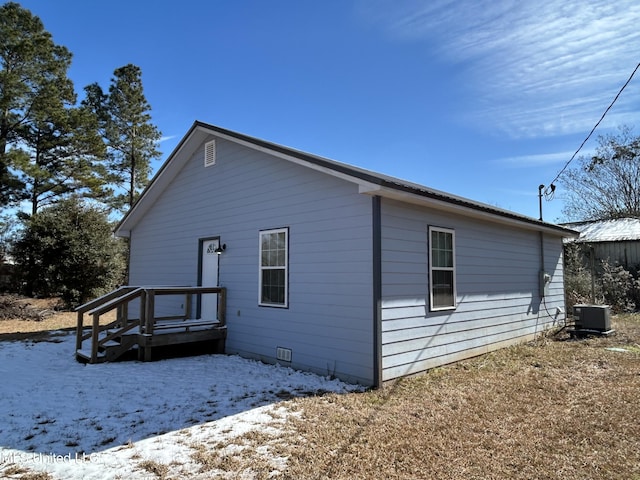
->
<box><xmin>0</xmin><ymin>332</ymin><xmax>361</xmax><ymax>479</ymax></box>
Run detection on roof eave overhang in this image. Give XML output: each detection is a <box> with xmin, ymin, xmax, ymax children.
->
<box><xmin>116</xmin><ymin>121</ymin><xmax>579</xmax><ymax>240</ymax></box>
<box><xmin>115</xmin><ymin>122</ymin><xmax>371</xmax><ymax>237</ymax></box>
<box><xmin>116</xmin><ymin>123</ymin><xmax>216</xmax><ymax>237</ymax></box>
<box><xmin>202</xmin><ymin>127</ymin><xmax>577</xmax><ymax>237</ymax></box>
<box><xmin>358</xmin><ymin>184</ymin><xmax>579</xmax><ymax>237</ymax></box>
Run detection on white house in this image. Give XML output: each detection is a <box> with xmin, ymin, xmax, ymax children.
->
<box><xmin>112</xmin><ymin>121</ymin><xmax>578</xmax><ymax>386</ymax></box>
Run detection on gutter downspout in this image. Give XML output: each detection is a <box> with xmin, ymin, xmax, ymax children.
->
<box><xmin>540</xmin><ymin>230</ymin><xmax>546</xmax><ymax>298</ymax></box>
<box><xmin>538</xmin><ymin>185</ymin><xmax>547</xmax><ymax>300</ymax></box>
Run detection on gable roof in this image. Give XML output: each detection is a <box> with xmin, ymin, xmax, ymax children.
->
<box><xmin>116</xmin><ymin>121</ymin><xmax>578</xmax><ymax>238</ymax></box>
<box><xmin>562</xmin><ymin>218</ymin><xmax>640</xmax><ymax>243</ymax></box>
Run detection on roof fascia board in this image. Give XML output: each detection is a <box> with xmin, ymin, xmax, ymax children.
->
<box><xmin>116</xmin><ymin>124</ymin><xmax>208</xmax><ymax>237</ymax></box>
<box><xmin>117</xmin><ymin>123</ymin><xmax>378</xmax><ymax>237</ymax></box>
<box><xmin>117</xmin><ymin>121</ymin><xmax>578</xmax><ymax>239</ymax></box>
<box><xmin>208</xmin><ymin>128</ymin><xmax>381</xmax><ymax>189</ymax></box>
<box><xmin>204</xmin><ymin>126</ymin><xmax>569</xmax><ymax>236</ymax></box>
<box><xmin>180</xmin><ymin>124</ymin><xmax>578</xmax><ymax>238</ymax></box>
<box><xmin>361</xmin><ymin>184</ymin><xmax>578</xmax><ymax>237</ymax></box>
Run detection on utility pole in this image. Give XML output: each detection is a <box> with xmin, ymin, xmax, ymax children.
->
<box><xmin>538</xmin><ymin>184</ymin><xmax>544</xmax><ymax>221</ymax></box>
<box><xmin>538</xmin><ymin>184</ymin><xmax>556</xmax><ymax>221</ymax></box>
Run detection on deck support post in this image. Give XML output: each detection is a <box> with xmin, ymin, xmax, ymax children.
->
<box><xmin>218</xmin><ymin>288</ymin><xmax>226</xmax><ymax>325</ymax></box>
<box><xmin>145</xmin><ymin>290</ymin><xmax>155</xmax><ymax>335</ymax></box>
<box><xmin>76</xmin><ymin>311</ymin><xmax>84</xmax><ymax>351</ymax></box>
<box><xmin>139</xmin><ymin>290</ymin><xmax>147</xmax><ymax>332</ymax></box>
<box><xmin>91</xmin><ymin>313</ymin><xmax>100</xmax><ymax>363</ymax></box>
<box><xmin>144</xmin><ymin>343</ymin><xmax>152</xmax><ymax>361</ymax></box>
<box><xmin>185</xmin><ymin>293</ymin><xmax>192</xmax><ymax>319</ymax></box>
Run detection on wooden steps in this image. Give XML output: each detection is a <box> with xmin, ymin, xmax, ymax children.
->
<box><xmin>75</xmin><ymin>331</ymin><xmax>139</xmax><ymax>363</ymax></box>
<box><xmin>76</xmin><ymin>348</ymin><xmax>106</xmax><ymax>363</ymax></box>
<box><xmin>75</xmin><ymin>286</ymin><xmax>228</xmax><ymax>364</ymax></box>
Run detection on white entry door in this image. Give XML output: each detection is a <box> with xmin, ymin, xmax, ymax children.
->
<box><xmin>199</xmin><ymin>238</ymin><xmax>220</xmax><ymax>320</ymax></box>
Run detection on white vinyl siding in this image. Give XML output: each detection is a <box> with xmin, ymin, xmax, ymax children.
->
<box><xmin>380</xmin><ymin>199</ymin><xmax>567</xmax><ymax>383</ymax></box>
<box><xmin>429</xmin><ymin>226</ymin><xmax>456</xmax><ymax>310</ymax></box>
<box><xmin>127</xmin><ymin>136</ymin><xmax>375</xmax><ymax>385</ymax></box>
<box><xmin>259</xmin><ymin>228</ymin><xmax>288</xmax><ymax>307</ymax></box>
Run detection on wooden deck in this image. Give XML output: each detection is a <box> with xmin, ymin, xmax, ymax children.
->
<box><xmin>75</xmin><ymin>286</ymin><xmax>227</xmax><ymax>363</ymax></box>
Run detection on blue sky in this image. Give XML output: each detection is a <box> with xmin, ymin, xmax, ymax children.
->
<box><xmin>15</xmin><ymin>0</ymin><xmax>640</xmax><ymax>222</ymax></box>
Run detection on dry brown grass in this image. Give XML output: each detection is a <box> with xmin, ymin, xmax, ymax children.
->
<box><xmin>0</xmin><ymin>296</ymin><xmax>115</xmax><ymax>341</ymax></box>
<box><xmin>1</xmin><ymin>302</ymin><xmax>638</xmax><ymax>479</ymax></box>
<box><xmin>0</xmin><ymin>465</ymin><xmax>53</xmax><ymax>480</ymax></box>
<box><xmin>278</xmin><ymin>315</ymin><xmax>640</xmax><ymax>480</ymax></box>
<box><xmin>137</xmin><ymin>459</ymin><xmax>170</xmax><ymax>479</ymax></box>
<box><xmin>190</xmin><ymin>427</ymin><xmax>293</xmax><ymax>479</ymax></box>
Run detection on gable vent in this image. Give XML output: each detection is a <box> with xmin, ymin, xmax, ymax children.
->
<box><xmin>204</xmin><ymin>140</ymin><xmax>216</xmax><ymax>167</ymax></box>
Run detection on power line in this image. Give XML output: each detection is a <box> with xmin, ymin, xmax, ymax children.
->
<box><xmin>546</xmin><ymin>61</ymin><xmax>640</xmax><ymax>193</ymax></box>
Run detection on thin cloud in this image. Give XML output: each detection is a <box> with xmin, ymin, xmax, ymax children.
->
<box><xmin>495</xmin><ymin>151</ymin><xmax>586</xmax><ymax>168</ymax></box>
<box><xmin>358</xmin><ymin>0</ymin><xmax>640</xmax><ymax>139</ymax></box>
<box><xmin>160</xmin><ymin>135</ymin><xmax>177</xmax><ymax>143</ymax></box>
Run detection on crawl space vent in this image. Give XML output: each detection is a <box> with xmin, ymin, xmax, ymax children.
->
<box><xmin>276</xmin><ymin>347</ymin><xmax>292</xmax><ymax>362</ymax></box>
<box><xmin>204</xmin><ymin>140</ymin><xmax>216</xmax><ymax>167</ymax></box>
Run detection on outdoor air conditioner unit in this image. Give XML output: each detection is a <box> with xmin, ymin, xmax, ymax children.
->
<box><xmin>573</xmin><ymin>304</ymin><xmax>611</xmax><ymax>331</ymax></box>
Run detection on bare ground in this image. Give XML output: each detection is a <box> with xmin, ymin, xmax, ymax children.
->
<box><xmin>0</xmin><ymin>295</ymin><xmax>62</xmax><ymax>321</ymax></box>
<box><xmin>278</xmin><ymin>315</ymin><xmax>640</xmax><ymax>480</ymax></box>
<box><xmin>0</xmin><ymin>295</ymin><xmax>115</xmax><ymax>341</ymax></box>
<box><xmin>1</xmin><ymin>300</ymin><xmax>638</xmax><ymax>479</ymax></box>
<box><xmin>189</xmin><ymin>315</ymin><xmax>640</xmax><ymax>480</ymax></box>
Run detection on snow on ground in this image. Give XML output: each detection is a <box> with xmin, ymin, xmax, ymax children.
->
<box><xmin>0</xmin><ymin>332</ymin><xmax>362</xmax><ymax>479</ymax></box>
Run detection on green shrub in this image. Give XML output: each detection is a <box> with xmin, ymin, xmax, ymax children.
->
<box><xmin>11</xmin><ymin>198</ymin><xmax>126</xmax><ymax>308</ymax></box>
<box><xmin>599</xmin><ymin>261</ymin><xmax>640</xmax><ymax>312</ymax></box>
<box><xmin>563</xmin><ymin>244</ymin><xmax>602</xmax><ymax>311</ymax></box>
<box><xmin>563</xmin><ymin>243</ymin><xmax>640</xmax><ymax>313</ymax></box>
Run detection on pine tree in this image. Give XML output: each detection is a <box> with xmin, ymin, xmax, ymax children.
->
<box><xmin>12</xmin><ymin>85</ymin><xmax>107</xmax><ymax>215</ymax></box>
<box><xmin>84</xmin><ymin>64</ymin><xmax>162</xmax><ymax>212</ymax></box>
<box><xmin>0</xmin><ymin>2</ymin><xmax>75</xmax><ymax>208</ymax></box>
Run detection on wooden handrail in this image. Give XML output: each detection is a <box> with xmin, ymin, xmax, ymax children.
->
<box><xmin>97</xmin><ymin>319</ymin><xmax>141</xmax><ymax>348</ymax></box>
<box><xmin>76</xmin><ymin>285</ymin><xmax>227</xmax><ymax>361</ymax></box>
<box><xmin>75</xmin><ymin>286</ymin><xmax>138</xmax><ymax>313</ymax></box>
<box><xmin>76</xmin><ymin>287</ymin><xmax>144</xmax><ymax>351</ymax></box>
<box><xmin>142</xmin><ymin>286</ymin><xmax>225</xmax><ymax>295</ymax></box>
<box><xmin>87</xmin><ymin>287</ymin><xmax>145</xmax><ymax>317</ymax></box>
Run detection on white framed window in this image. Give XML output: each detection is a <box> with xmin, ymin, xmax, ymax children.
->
<box><xmin>259</xmin><ymin>228</ymin><xmax>288</xmax><ymax>307</ymax></box>
<box><xmin>429</xmin><ymin>226</ymin><xmax>456</xmax><ymax>311</ymax></box>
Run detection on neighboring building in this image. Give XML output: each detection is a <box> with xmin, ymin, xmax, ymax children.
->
<box><xmin>562</xmin><ymin>218</ymin><xmax>640</xmax><ymax>272</ymax></box>
<box><xmin>115</xmin><ymin>121</ymin><xmax>577</xmax><ymax>386</ymax></box>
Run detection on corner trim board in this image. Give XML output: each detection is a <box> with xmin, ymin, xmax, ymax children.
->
<box><xmin>372</xmin><ymin>195</ymin><xmax>382</xmax><ymax>388</ymax></box>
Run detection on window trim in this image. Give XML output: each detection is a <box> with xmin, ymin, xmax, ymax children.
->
<box><xmin>428</xmin><ymin>226</ymin><xmax>457</xmax><ymax>311</ymax></box>
<box><xmin>258</xmin><ymin>227</ymin><xmax>289</xmax><ymax>308</ymax></box>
